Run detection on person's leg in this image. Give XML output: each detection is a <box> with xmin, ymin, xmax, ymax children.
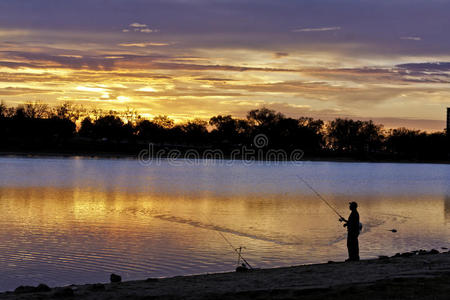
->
<box><xmin>346</xmin><ymin>236</ymin><xmax>350</xmax><ymax>258</ymax></box>
<box><xmin>347</xmin><ymin>234</ymin><xmax>359</xmax><ymax>261</ymax></box>
<box><xmin>354</xmin><ymin>236</ymin><xmax>360</xmax><ymax>261</ymax></box>
<box><xmin>346</xmin><ymin>235</ymin><xmax>353</xmax><ymax>260</ymax></box>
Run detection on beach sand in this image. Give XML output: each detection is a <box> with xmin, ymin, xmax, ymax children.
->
<box><xmin>1</xmin><ymin>251</ymin><xmax>450</xmax><ymax>299</ymax></box>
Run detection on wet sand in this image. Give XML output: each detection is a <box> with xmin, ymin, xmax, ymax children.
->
<box><xmin>1</xmin><ymin>251</ymin><xmax>450</xmax><ymax>299</ymax></box>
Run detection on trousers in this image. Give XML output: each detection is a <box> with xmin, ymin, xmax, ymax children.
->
<box><xmin>347</xmin><ymin>233</ymin><xmax>359</xmax><ymax>261</ymax></box>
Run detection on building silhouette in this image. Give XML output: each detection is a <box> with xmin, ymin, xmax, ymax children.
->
<box><xmin>447</xmin><ymin>107</ymin><xmax>450</xmax><ymax>134</ymax></box>
<box><xmin>445</xmin><ymin>196</ymin><xmax>450</xmax><ymax>223</ymax></box>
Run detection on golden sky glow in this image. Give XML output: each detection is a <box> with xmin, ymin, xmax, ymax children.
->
<box><xmin>1</xmin><ymin>1</ymin><xmax>450</xmax><ymax>130</ymax></box>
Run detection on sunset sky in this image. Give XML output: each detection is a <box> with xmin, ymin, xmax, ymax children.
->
<box><xmin>1</xmin><ymin>0</ymin><xmax>449</xmax><ymax>130</ymax></box>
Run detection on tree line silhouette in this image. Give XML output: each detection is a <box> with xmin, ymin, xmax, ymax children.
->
<box><xmin>0</xmin><ymin>101</ymin><xmax>448</xmax><ymax>161</ymax></box>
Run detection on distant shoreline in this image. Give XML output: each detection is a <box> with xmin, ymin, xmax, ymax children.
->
<box><xmin>1</xmin><ymin>251</ymin><xmax>449</xmax><ymax>299</ymax></box>
<box><xmin>1</xmin><ymin>151</ymin><xmax>449</xmax><ymax>165</ymax></box>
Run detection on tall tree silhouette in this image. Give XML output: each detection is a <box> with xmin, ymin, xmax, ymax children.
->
<box><xmin>327</xmin><ymin>119</ymin><xmax>383</xmax><ymax>153</ymax></box>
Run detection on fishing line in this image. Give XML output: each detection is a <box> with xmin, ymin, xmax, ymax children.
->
<box><xmin>296</xmin><ymin>175</ymin><xmax>345</xmax><ymax>220</ymax></box>
<box><xmin>201</xmin><ymin>213</ymin><xmax>253</xmax><ymax>269</ymax></box>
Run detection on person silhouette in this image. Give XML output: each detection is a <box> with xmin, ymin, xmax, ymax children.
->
<box><xmin>340</xmin><ymin>202</ymin><xmax>360</xmax><ymax>261</ymax></box>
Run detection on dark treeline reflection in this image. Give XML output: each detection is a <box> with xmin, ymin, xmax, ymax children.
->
<box><xmin>0</xmin><ymin>101</ymin><xmax>448</xmax><ymax>161</ymax></box>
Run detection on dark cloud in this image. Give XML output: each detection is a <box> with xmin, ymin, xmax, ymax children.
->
<box><xmin>224</xmin><ymin>81</ymin><xmax>342</xmax><ymax>94</ymax></box>
<box><xmin>0</xmin><ymin>51</ymin><xmax>169</xmax><ymax>71</ymax></box>
<box><xmin>304</xmin><ymin>65</ymin><xmax>450</xmax><ymax>84</ymax></box>
<box><xmin>0</xmin><ymin>61</ymin><xmax>40</xmax><ymax>69</ymax></box>
<box><xmin>133</xmin><ymin>90</ymin><xmax>243</xmax><ymax>98</ymax></box>
<box><xmin>194</xmin><ymin>77</ymin><xmax>235</xmax><ymax>82</ymax></box>
<box><xmin>292</xmin><ymin>26</ymin><xmax>341</xmax><ymax>32</ymax></box>
<box><xmin>274</xmin><ymin>52</ymin><xmax>289</xmax><ymax>58</ymax></box>
<box><xmin>1</xmin><ymin>1</ymin><xmax>450</xmax><ymax>56</ymax></box>
<box><xmin>0</xmin><ymin>87</ymin><xmax>55</xmax><ymax>96</ymax></box>
<box><xmin>0</xmin><ymin>50</ymin><xmax>293</xmax><ymax>73</ymax></box>
<box><xmin>148</xmin><ymin>62</ymin><xmax>293</xmax><ymax>72</ymax></box>
<box><xmin>1</xmin><ymin>51</ymin><xmax>116</xmax><ymax>70</ymax></box>
<box><xmin>396</xmin><ymin>62</ymin><xmax>450</xmax><ymax>72</ymax></box>
<box><xmin>0</xmin><ymin>72</ymin><xmax>68</xmax><ymax>83</ymax></box>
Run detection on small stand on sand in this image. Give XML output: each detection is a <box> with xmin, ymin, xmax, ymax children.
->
<box><xmin>235</xmin><ymin>246</ymin><xmax>252</xmax><ymax>272</ymax></box>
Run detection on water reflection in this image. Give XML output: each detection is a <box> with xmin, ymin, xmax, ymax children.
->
<box><xmin>0</xmin><ymin>185</ymin><xmax>449</xmax><ymax>291</ymax></box>
<box><xmin>444</xmin><ymin>196</ymin><xmax>450</xmax><ymax>223</ymax></box>
<box><xmin>0</xmin><ymin>158</ymin><xmax>449</xmax><ymax>291</ymax></box>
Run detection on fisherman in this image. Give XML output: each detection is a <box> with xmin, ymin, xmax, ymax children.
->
<box><xmin>340</xmin><ymin>202</ymin><xmax>360</xmax><ymax>261</ymax></box>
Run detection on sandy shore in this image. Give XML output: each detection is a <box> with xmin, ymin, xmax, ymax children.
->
<box><xmin>1</xmin><ymin>251</ymin><xmax>450</xmax><ymax>299</ymax></box>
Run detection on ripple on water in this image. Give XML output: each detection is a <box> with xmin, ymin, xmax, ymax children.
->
<box><xmin>0</xmin><ymin>158</ymin><xmax>449</xmax><ymax>291</ymax></box>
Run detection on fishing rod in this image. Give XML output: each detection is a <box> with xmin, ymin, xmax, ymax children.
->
<box><xmin>216</xmin><ymin>226</ymin><xmax>253</xmax><ymax>269</ymax></box>
<box><xmin>296</xmin><ymin>175</ymin><xmax>398</xmax><ymax>233</ymax></box>
<box><xmin>296</xmin><ymin>175</ymin><xmax>345</xmax><ymax>220</ymax></box>
<box><xmin>202</xmin><ymin>213</ymin><xmax>253</xmax><ymax>269</ymax></box>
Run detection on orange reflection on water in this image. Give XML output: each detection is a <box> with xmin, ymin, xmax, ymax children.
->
<box><xmin>0</xmin><ymin>186</ymin><xmax>449</xmax><ymax>291</ymax></box>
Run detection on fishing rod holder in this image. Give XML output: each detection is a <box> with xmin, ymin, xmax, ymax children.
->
<box><xmin>235</xmin><ymin>246</ymin><xmax>246</xmax><ymax>266</ymax></box>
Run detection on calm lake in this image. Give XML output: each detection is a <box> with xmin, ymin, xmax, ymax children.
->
<box><xmin>0</xmin><ymin>156</ymin><xmax>449</xmax><ymax>291</ymax></box>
